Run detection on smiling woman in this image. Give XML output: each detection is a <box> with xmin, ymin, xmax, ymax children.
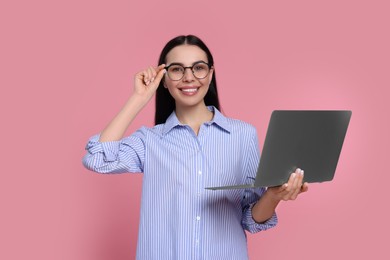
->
<box><xmin>161</xmin><ymin>44</ymin><xmax>215</xmax><ymax>129</ymax></box>
<box><xmin>82</xmin><ymin>34</ymin><xmax>308</xmax><ymax>260</ymax></box>
<box><xmin>155</xmin><ymin>35</ymin><xmax>220</xmax><ymax>126</ymax></box>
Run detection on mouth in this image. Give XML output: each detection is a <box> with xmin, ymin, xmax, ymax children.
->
<box><xmin>179</xmin><ymin>87</ymin><xmax>200</xmax><ymax>95</ymax></box>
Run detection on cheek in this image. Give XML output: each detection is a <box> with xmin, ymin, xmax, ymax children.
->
<box><xmin>164</xmin><ymin>79</ymin><xmax>178</xmax><ymax>93</ymax></box>
<box><xmin>203</xmin><ymin>74</ymin><xmax>213</xmax><ymax>87</ymax></box>
<box><xmin>205</xmin><ymin>70</ymin><xmax>213</xmax><ymax>84</ymax></box>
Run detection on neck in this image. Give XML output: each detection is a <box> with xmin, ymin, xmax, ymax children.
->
<box><xmin>175</xmin><ymin>103</ymin><xmax>214</xmax><ymax>134</ymax></box>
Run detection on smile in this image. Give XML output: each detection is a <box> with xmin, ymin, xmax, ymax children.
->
<box><xmin>181</xmin><ymin>88</ymin><xmax>198</xmax><ymax>93</ymax></box>
<box><xmin>179</xmin><ymin>87</ymin><xmax>199</xmax><ymax>95</ymax></box>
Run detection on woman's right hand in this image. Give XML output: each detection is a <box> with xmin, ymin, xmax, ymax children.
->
<box><xmin>134</xmin><ymin>64</ymin><xmax>166</xmax><ymax>100</ymax></box>
<box><xmin>98</xmin><ymin>64</ymin><xmax>167</xmax><ymax>142</ymax></box>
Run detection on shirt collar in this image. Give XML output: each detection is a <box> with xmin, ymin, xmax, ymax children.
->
<box><xmin>162</xmin><ymin>106</ymin><xmax>231</xmax><ymax>135</ymax></box>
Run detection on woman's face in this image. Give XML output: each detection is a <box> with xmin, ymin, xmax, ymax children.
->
<box><xmin>164</xmin><ymin>44</ymin><xmax>213</xmax><ymax>109</ymax></box>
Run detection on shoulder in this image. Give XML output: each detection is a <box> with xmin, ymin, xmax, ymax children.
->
<box><xmin>121</xmin><ymin>125</ymin><xmax>164</xmax><ymax>144</ymax></box>
<box><xmin>133</xmin><ymin>125</ymin><xmax>165</xmax><ymax>138</ymax></box>
<box><xmin>212</xmin><ymin>106</ymin><xmax>257</xmax><ymax>137</ymax></box>
<box><xmin>224</xmin><ymin>116</ymin><xmax>257</xmax><ymax>137</ymax></box>
<box><xmin>221</xmin><ymin>116</ymin><xmax>260</xmax><ymax>153</ymax></box>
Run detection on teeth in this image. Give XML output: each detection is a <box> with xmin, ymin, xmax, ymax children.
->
<box><xmin>181</xmin><ymin>88</ymin><xmax>197</xmax><ymax>93</ymax></box>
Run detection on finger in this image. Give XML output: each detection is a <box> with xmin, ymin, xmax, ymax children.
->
<box><xmin>294</xmin><ymin>169</ymin><xmax>304</xmax><ymax>188</ymax></box>
<box><xmin>300</xmin><ymin>182</ymin><xmax>309</xmax><ymax>193</ymax></box>
<box><xmin>152</xmin><ymin>64</ymin><xmax>166</xmax><ymax>80</ymax></box>
<box><xmin>146</xmin><ymin>69</ymin><xmax>166</xmax><ymax>90</ymax></box>
<box><xmin>137</xmin><ymin>69</ymin><xmax>150</xmax><ymax>86</ymax></box>
<box><xmin>265</xmin><ymin>184</ymin><xmax>287</xmax><ymax>202</ymax></box>
<box><xmin>153</xmin><ymin>66</ymin><xmax>166</xmax><ymax>83</ymax></box>
<box><xmin>145</xmin><ymin>67</ymin><xmax>155</xmax><ymax>85</ymax></box>
<box><xmin>292</xmin><ymin>169</ymin><xmax>302</xmax><ymax>188</ymax></box>
<box><xmin>146</xmin><ymin>67</ymin><xmax>165</xmax><ymax>90</ymax></box>
<box><xmin>149</xmin><ymin>66</ymin><xmax>157</xmax><ymax>81</ymax></box>
<box><xmin>147</xmin><ymin>65</ymin><xmax>166</xmax><ymax>85</ymax></box>
<box><xmin>285</xmin><ymin>171</ymin><xmax>296</xmax><ymax>189</ymax></box>
<box><xmin>274</xmin><ymin>183</ymin><xmax>288</xmax><ymax>194</ymax></box>
<box><xmin>157</xmin><ymin>64</ymin><xmax>166</xmax><ymax>70</ymax></box>
<box><xmin>286</xmin><ymin>170</ymin><xmax>298</xmax><ymax>192</ymax></box>
<box><xmin>283</xmin><ymin>170</ymin><xmax>300</xmax><ymax>200</ymax></box>
<box><xmin>136</xmin><ymin>70</ymin><xmax>149</xmax><ymax>86</ymax></box>
<box><xmin>290</xmin><ymin>170</ymin><xmax>304</xmax><ymax>200</ymax></box>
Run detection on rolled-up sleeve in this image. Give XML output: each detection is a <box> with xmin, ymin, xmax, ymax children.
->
<box><xmin>82</xmin><ymin>127</ymin><xmax>147</xmax><ymax>174</ymax></box>
<box><xmin>240</xmin><ymin>127</ymin><xmax>278</xmax><ymax>233</ymax></box>
<box><xmin>241</xmin><ymin>187</ymin><xmax>278</xmax><ymax>233</ymax></box>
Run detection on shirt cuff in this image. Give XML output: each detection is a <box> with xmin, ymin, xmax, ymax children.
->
<box><xmin>85</xmin><ymin>134</ymin><xmax>121</xmax><ymax>162</ymax></box>
<box><xmin>242</xmin><ymin>202</ymin><xmax>278</xmax><ymax>234</ymax></box>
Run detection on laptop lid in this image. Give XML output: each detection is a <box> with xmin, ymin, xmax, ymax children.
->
<box><xmin>206</xmin><ymin>110</ymin><xmax>352</xmax><ymax>190</ymax></box>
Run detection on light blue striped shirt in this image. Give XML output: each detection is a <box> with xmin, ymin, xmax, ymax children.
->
<box><xmin>83</xmin><ymin>106</ymin><xmax>277</xmax><ymax>260</ymax></box>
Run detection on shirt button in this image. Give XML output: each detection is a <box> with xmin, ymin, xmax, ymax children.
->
<box><xmin>196</xmin><ymin>239</ymin><xmax>199</xmax><ymax>244</ymax></box>
<box><xmin>197</xmin><ymin>192</ymin><xmax>201</xmax><ymax>197</ymax></box>
<box><xmin>198</xmin><ymin>170</ymin><xmax>202</xmax><ymax>175</ymax></box>
<box><xmin>196</xmin><ymin>216</ymin><xmax>201</xmax><ymax>221</ymax></box>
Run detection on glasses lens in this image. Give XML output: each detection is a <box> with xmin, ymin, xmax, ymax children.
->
<box><xmin>192</xmin><ymin>63</ymin><xmax>209</xmax><ymax>79</ymax></box>
<box><xmin>167</xmin><ymin>65</ymin><xmax>184</xmax><ymax>80</ymax></box>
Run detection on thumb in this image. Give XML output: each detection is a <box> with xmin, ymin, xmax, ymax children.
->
<box><xmin>275</xmin><ymin>183</ymin><xmax>288</xmax><ymax>194</ymax></box>
<box><xmin>147</xmin><ymin>65</ymin><xmax>166</xmax><ymax>89</ymax></box>
<box><xmin>154</xmin><ymin>66</ymin><xmax>166</xmax><ymax>83</ymax></box>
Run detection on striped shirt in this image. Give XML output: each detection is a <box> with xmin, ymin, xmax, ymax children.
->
<box><xmin>83</xmin><ymin>106</ymin><xmax>277</xmax><ymax>260</ymax></box>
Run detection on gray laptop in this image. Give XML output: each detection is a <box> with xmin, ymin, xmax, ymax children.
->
<box><xmin>206</xmin><ymin>110</ymin><xmax>352</xmax><ymax>190</ymax></box>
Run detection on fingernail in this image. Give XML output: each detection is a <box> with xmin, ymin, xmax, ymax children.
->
<box><xmin>151</xmin><ymin>77</ymin><xmax>155</xmax><ymax>82</ymax></box>
<box><xmin>292</xmin><ymin>173</ymin><xmax>296</xmax><ymax>178</ymax></box>
<box><xmin>301</xmin><ymin>170</ymin><xmax>304</xmax><ymax>175</ymax></box>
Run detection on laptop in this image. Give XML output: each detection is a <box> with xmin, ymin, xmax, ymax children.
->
<box><xmin>205</xmin><ymin>110</ymin><xmax>352</xmax><ymax>190</ymax></box>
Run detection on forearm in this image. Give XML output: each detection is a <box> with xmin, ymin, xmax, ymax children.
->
<box><xmin>251</xmin><ymin>190</ymin><xmax>281</xmax><ymax>223</ymax></box>
<box><xmin>99</xmin><ymin>94</ymin><xmax>148</xmax><ymax>142</ymax></box>
<box><xmin>252</xmin><ymin>170</ymin><xmax>309</xmax><ymax>223</ymax></box>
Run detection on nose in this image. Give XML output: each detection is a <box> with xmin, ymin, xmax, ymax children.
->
<box><xmin>182</xmin><ymin>67</ymin><xmax>195</xmax><ymax>82</ymax></box>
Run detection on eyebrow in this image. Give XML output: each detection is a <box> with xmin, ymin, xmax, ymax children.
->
<box><xmin>166</xmin><ymin>60</ymin><xmax>207</xmax><ymax>66</ymax></box>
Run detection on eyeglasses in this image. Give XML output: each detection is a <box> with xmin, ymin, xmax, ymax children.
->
<box><xmin>165</xmin><ymin>61</ymin><xmax>212</xmax><ymax>81</ymax></box>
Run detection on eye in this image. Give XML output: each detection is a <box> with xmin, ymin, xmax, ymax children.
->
<box><xmin>193</xmin><ymin>64</ymin><xmax>207</xmax><ymax>71</ymax></box>
<box><xmin>169</xmin><ymin>65</ymin><xmax>184</xmax><ymax>73</ymax></box>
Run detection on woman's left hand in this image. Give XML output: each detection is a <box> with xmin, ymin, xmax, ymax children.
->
<box><xmin>267</xmin><ymin>168</ymin><xmax>309</xmax><ymax>201</ymax></box>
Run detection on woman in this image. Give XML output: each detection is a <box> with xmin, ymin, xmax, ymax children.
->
<box><xmin>83</xmin><ymin>35</ymin><xmax>308</xmax><ymax>259</ymax></box>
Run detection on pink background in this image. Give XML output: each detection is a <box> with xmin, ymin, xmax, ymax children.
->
<box><xmin>1</xmin><ymin>0</ymin><xmax>389</xmax><ymax>259</ymax></box>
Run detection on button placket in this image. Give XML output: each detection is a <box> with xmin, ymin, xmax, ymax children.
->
<box><xmin>194</xmin><ymin>141</ymin><xmax>203</xmax><ymax>254</ymax></box>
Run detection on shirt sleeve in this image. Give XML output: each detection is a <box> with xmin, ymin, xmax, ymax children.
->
<box><xmin>240</xmin><ymin>127</ymin><xmax>278</xmax><ymax>233</ymax></box>
<box><xmin>241</xmin><ymin>187</ymin><xmax>278</xmax><ymax>233</ymax></box>
<box><xmin>82</xmin><ymin>127</ymin><xmax>147</xmax><ymax>174</ymax></box>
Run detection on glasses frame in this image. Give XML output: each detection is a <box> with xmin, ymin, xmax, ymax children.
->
<box><xmin>165</xmin><ymin>61</ymin><xmax>212</xmax><ymax>81</ymax></box>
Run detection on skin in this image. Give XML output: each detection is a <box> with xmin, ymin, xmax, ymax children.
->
<box><xmin>99</xmin><ymin>44</ymin><xmax>308</xmax><ymax>224</ymax></box>
<box><xmin>163</xmin><ymin>45</ymin><xmax>215</xmax><ymax>135</ymax></box>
